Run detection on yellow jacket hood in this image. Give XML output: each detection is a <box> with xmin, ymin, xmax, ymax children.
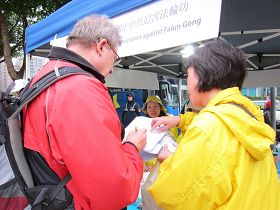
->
<box><xmin>204</xmin><ymin>87</ymin><xmax>275</xmax><ymax>160</ymax></box>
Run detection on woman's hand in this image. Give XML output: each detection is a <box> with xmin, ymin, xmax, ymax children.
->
<box><xmin>151</xmin><ymin>116</ymin><xmax>181</xmax><ymax>132</ymax></box>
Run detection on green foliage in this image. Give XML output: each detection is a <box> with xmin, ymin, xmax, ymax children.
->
<box><xmin>0</xmin><ymin>0</ymin><xmax>70</xmax><ymax>58</ymax></box>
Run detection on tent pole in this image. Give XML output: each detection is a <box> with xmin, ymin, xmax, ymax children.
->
<box><xmin>270</xmin><ymin>87</ymin><xmax>276</xmax><ymax>130</ymax></box>
<box><xmin>178</xmin><ymin>64</ymin><xmax>185</xmax><ymax>113</ymax></box>
<box><xmin>270</xmin><ymin>87</ymin><xmax>277</xmax><ymax>159</ymax></box>
<box><xmin>178</xmin><ymin>77</ymin><xmax>182</xmax><ymax>113</ymax></box>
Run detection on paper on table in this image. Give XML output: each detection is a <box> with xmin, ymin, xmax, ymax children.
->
<box><xmin>123</xmin><ymin>116</ymin><xmax>167</xmax><ymax>152</ymax></box>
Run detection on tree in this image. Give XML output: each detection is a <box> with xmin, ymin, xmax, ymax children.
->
<box><xmin>0</xmin><ymin>0</ymin><xmax>70</xmax><ymax>80</ymax></box>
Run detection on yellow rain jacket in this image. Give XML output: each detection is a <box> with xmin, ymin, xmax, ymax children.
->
<box><xmin>149</xmin><ymin>87</ymin><xmax>280</xmax><ymax>210</ymax></box>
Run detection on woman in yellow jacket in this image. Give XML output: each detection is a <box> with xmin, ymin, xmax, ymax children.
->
<box><xmin>149</xmin><ymin>40</ymin><xmax>280</xmax><ymax>210</ymax></box>
<box><xmin>143</xmin><ymin>95</ymin><xmax>178</xmax><ymax>171</ymax></box>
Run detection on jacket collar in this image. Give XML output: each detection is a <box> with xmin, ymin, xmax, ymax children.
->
<box><xmin>48</xmin><ymin>47</ymin><xmax>105</xmax><ymax>83</ymax></box>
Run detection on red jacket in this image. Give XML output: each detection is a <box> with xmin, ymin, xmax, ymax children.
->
<box><xmin>23</xmin><ymin>48</ymin><xmax>143</xmax><ymax>209</ymax></box>
<box><xmin>266</xmin><ymin>99</ymin><xmax>271</xmax><ymax>109</ymax></box>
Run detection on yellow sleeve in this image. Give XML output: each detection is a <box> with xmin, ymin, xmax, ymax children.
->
<box><xmin>145</xmin><ymin>158</ymin><xmax>157</xmax><ymax>167</ymax></box>
<box><xmin>175</xmin><ymin>132</ymin><xmax>183</xmax><ymax>144</ymax></box>
<box><xmin>148</xmin><ymin>126</ymin><xmax>232</xmax><ymax>210</ymax></box>
<box><xmin>174</xmin><ymin>112</ymin><xmax>197</xmax><ymax>144</ymax></box>
<box><xmin>177</xmin><ymin>112</ymin><xmax>197</xmax><ymax>135</ymax></box>
<box><xmin>168</xmin><ymin>127</ymin><xmax>178</xmax><ymax>138</ymax></box>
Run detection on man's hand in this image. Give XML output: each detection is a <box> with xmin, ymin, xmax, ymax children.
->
<box><xmin>124</xmin><ymin>128</ymin><xmax>147</xmax><ymax>152</ymax></box>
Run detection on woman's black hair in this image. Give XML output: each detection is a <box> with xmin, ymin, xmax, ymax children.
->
<box><xmin>184</xmin><ymin>39</ymin><xmax>247</xmax><ymax>92</ymax></box>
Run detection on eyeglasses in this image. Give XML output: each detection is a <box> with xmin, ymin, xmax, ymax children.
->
<box><xmin>107</xmin><ymin>42</ymin><xmax>122</xmax><ymax>66</ymax></box>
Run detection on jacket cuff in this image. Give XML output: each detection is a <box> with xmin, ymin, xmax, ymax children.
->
<box><xmin>122</xmin><ymin>141</ymin><xmax>139</xmax><ymax>152</ymax></box>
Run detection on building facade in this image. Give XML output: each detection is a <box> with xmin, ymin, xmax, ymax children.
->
<box><xmin>0</xmin><ymin>60</ymin><xmax>13</xmax><ymax>92</ymax></box>
<box><xmin>0</xmin><ymin>56</ymin><xmax>47</xmax><ymax>92</ymax></box>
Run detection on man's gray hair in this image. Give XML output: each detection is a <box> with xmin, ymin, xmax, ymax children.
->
<box><xmin>67</xmin><ymin>14</ymin><xmax>122</xmax><ymax>48</ymax></box>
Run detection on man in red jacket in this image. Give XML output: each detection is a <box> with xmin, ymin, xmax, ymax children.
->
<box><xmin>23</xmin><ymin>14</ymin><xmax>147</xmax><ymax>210</ymax></box>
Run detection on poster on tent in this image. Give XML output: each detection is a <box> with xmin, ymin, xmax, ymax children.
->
<box><xmin>113</xmin><ymin>0</ymin><xmax>222</xmax><ymax>57</ymax></box>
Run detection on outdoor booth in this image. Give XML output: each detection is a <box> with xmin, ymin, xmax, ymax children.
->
<box><xmin>24</xmin><ymin>0</ymin><xmax>280</xmax><ymax>207</ymax></box>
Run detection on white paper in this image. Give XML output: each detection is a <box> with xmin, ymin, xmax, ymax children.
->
<box><xmin>124</xmin><ymin>116</ymin><xmax>167</xmax><ymax>152</ymax></box>
<box><xmin>140</xmin><ymin>132</ymin><xmax>178</xmax><ymax>161</ymax></box>
<box><xmin>124</xmin><ymin>117</ymin><xmax>178</xmax><ymax>161</ymax></box>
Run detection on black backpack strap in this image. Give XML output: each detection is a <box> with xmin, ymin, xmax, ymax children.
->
<box><xmin>32</xmin><ymin>172</ymin><xmax>71</xmax><ymax>207</ymax></box>
<box><xmin>47</xmin><ymin>173</ymin><xmax>72</xmax><ymax>204</ymax></box>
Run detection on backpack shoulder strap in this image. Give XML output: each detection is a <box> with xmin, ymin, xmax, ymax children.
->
<box><xmin>11</xmin><ymin>66</ymin><xmax>93</xmax><ymax>118</ymax></box>
<box><xmin>32</xmin><ymin>172</ymin><xmax>72</xmax><ymax>207</ymax></box>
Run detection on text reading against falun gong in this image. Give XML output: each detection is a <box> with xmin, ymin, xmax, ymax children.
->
<box><xmin>122</xmin><ymin>18</ymin><xmax>202</xmax><ymax>45</ymax></box>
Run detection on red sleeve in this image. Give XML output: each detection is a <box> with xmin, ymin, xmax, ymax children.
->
<box><xmin>47</xmin><ymin>75</ymin><xmax>143</xmax><ymax>209</ymax></box>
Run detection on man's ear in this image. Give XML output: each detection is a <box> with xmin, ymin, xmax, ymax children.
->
<box><xmin>96</xmin><ymin>38</ymin><xmax>107</xmax><ymax>55</ymax></box>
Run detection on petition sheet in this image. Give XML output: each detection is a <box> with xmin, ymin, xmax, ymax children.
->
<box><xmin>123</xmin><ymin>116</ymin><xmax>167</xmax><ymax>152</ymax></box>
<box><xmin>124</xmin><ymin>116</ymin><xmax>178</xmax><ymax>161</ymax></box>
